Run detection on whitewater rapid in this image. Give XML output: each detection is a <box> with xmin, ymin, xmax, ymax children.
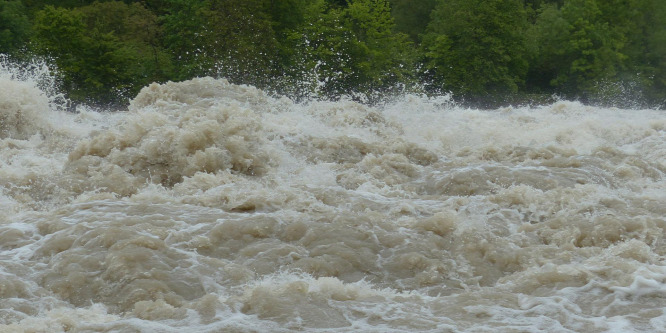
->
<box><xmin>0</xmin><ymin>67</ymin><xmax>665</xmax><ymax>332</ymax></box>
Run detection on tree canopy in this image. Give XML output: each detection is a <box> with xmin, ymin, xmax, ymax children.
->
<box><xmin>423</xmin><ymin>0</ymin><xmax>530</xmax><ymax>98</ymax></box>
<box><xmin>0</xmin><ymin>0</ymin><xmax>30</xmax><ymax>54</ymax></box>
<box><xmin>2</xmin><ymin>0</ymin><xmax>664</xmax><ymax>107</ymax></box>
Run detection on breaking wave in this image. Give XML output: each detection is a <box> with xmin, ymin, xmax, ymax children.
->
<box><xmin>1</xmin><ymin>64</ymin><xmax>665</xmax><ymax>332</ymax></box>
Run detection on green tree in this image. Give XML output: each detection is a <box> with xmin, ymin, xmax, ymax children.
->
<box><xmin>78</xmin><ymin>1</ymin><xmax>172</xmax><ymax>85</ymax></box>
<box><xmin>294</xmin><ymin>0</ymin><xmax>416</xmax><ymax>99</ymax></box>
<box><xmin>158</xmin><ymin>0</ymin><xmax>208</xmax><ymax>78</ymax></box>
<box><xmin>530</xmin><ymin>0</ymin><xmax>626</xmax><ymax>98</ymax></box>
<box><xmin>267</xmin><ymin>0</ymin><xmax>309</xmax><ymax>34</ymax></box>
<box><xmin>0</xmin><ymin>0</ymin><xmax>30</xmax><ymax>54</ymax></box>
<box><xmin>642</xmin><ymin>0</ymin><xmax>666</xmax><ymax>104</ymax></box>
<box><xmin>32</xmin><ymin>3</ymin><xmax>166</xmax><ymax>104</ymax></box>
<box><xmin>586</xmin><ymin>0</ymin><xmax>666</xmax><ymax>105</ymax></box>
<box><xmin>388</xmin><ymin>0</ymin><xmax>436</xmax><ymax>42</ymax></box>
<box><xmin>205</xmin><ymin>0</ymin><xmax>279</xmax><ymax>86</ymax></box>
<box><xmin>160</xmin><ymin>0</ymin><xmax>279</xmax><ymax>85</ymax></box>
<box><xmin>422</xmin><ymin>0</ymin><xmax>530</xmax><ymax>100</ymax></box>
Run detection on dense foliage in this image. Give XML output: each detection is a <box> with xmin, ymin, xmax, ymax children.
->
<box><xmin>2</xmin><ymin>0</ymin><xmax>665</xmax><ymax>107</ymax></box>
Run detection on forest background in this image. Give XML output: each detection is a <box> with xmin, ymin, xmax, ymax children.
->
<box><xmin>1</xmin><ymin>0</ymin><xmax>665</xmax><ymax>108</ymax></box>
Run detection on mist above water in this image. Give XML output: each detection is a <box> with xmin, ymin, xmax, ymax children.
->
<box><xmin>0</xmin><ymin>62</ymin><xmax>665</xmax><ymax>332</ymax></box>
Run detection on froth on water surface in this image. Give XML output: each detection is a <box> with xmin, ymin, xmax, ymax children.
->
<box><xmin>1</xmin><ymin>74</ymin><xmax>665</xmax><ymax>332</ymax></box>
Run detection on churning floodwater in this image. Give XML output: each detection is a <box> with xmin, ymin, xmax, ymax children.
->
<box><xmin>1</xmin><ymin>62</ymin><xmax>665</xmax><ymax>333</ymax></box>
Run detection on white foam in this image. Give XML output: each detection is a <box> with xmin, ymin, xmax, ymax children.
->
<box><xmin>1</xmin><ymin>73</ymin><xmax>665</xmax><ymax>332</ymax></box>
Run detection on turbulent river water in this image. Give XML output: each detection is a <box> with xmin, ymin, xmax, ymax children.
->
<box><xmin>1</xmin><ymin>63</ymin><xmax>665</xmax><ymax>332</ymax></box>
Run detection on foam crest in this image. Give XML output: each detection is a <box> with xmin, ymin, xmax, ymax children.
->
<box><xmin>0</xmin><ymin>78</ymin><xmax>51</xmax><ymax>140</ymax></box>
<box><xmin>65</xmin><ymin>78</ymin><xmax>274</xmax><ymax>196</ymax></box>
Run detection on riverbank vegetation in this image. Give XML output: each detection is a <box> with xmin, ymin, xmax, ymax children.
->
<box><xmin>2</xmin><ymin>0</ymin><xmax>665</xmax><ymax>108</ymax></box>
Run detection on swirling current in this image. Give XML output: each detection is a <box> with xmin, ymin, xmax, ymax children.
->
<box><xmin>1</xmin><ymin>65</ymin><xmax>665</xmax><ymax>332</ymax></box>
